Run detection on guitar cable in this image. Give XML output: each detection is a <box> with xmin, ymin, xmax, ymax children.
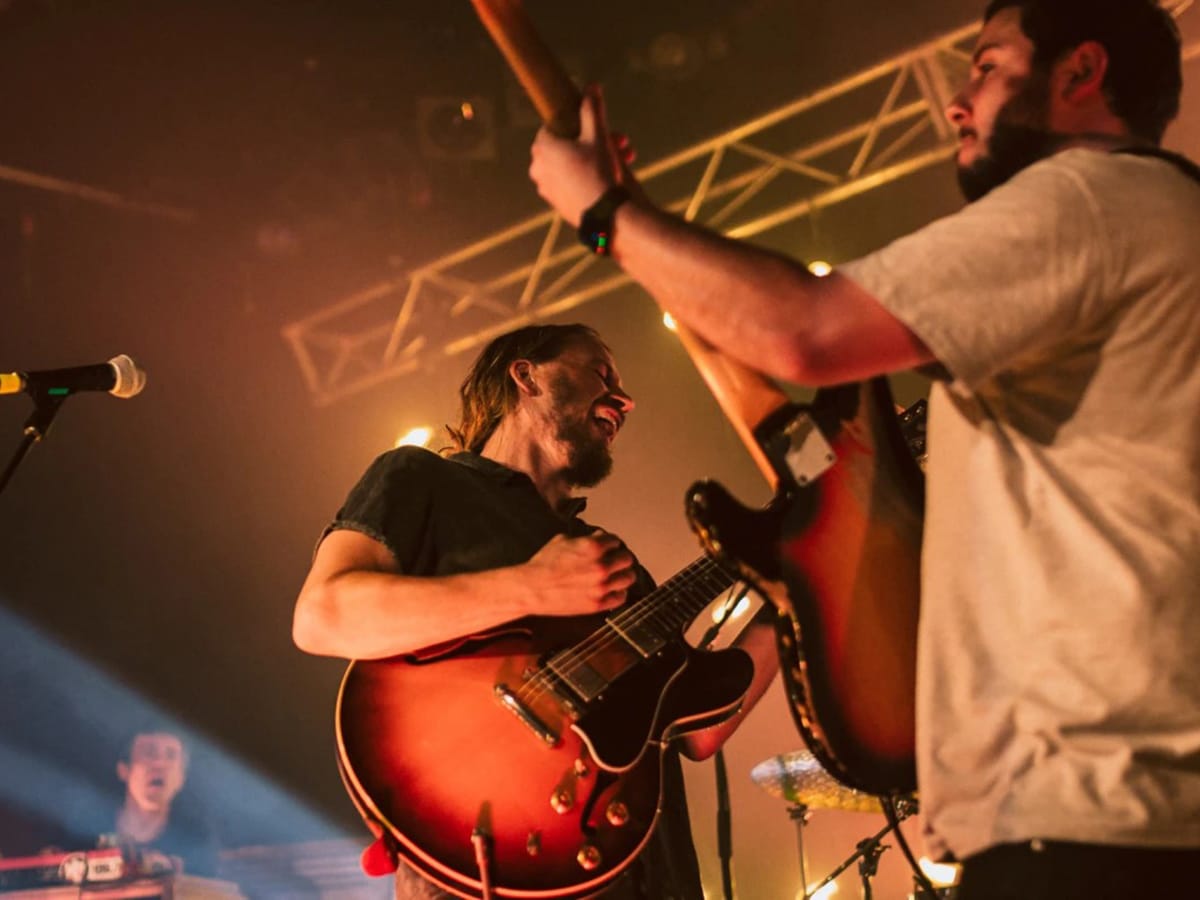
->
<box><xmin>697</xmin><ymin>582</ymin><xmax>752</xmax><ymax>900</ymax></box>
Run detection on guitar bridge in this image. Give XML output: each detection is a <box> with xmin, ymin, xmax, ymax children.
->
<box><xmin>495</xmin><ymin>684</ymin><xmax>560</xmax><ymax>746</ymax></box>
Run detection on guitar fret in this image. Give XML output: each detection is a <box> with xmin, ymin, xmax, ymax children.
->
<box><xmin>541</xmin><ymin>557</ymin><xmax>738</xmax><ymax>705</ymax></box>
<box><xmin>605</xmin><ymin>618</ymin><xmax>657</xmax><ymax>657</ymax></box>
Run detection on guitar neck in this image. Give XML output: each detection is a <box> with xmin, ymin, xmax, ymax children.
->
<box><xmin>546</xmin><ymin>557</ymin><xmax>736</xmax><ymax>702</ymax></box>
<box><xmin>471</xmin><ymin>0</ymin><xmax>790</xmax><ymax>490</ymax></box>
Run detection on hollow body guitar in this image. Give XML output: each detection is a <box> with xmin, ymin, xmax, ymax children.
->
<box><xmin>467</xmin><ymin>0</ymin><xmax>925</xmax><ymax>797</ymax></box>
<box><xmin>336</xmin><ymin>556</ymin><xmax>754</xmax><ymax>899</ymax></box>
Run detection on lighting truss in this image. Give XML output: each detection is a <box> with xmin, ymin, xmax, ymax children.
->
<box><xmin>282</xmin><ymin>2</ymin><xmax>1196</xmax><ymax>406</ymax></box>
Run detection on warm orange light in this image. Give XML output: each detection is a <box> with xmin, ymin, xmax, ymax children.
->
<box><xmin>918</xmin><ymin>857</ymin><xmax>961</xmax><ymax>888</ymax></box>
<box><xmin>807</xmin><ymin>260</ymin><xmax>833</xmax><ymax>277</ymax></box>
<box><xmin>396</xmin><ymin>426</ymin><xmax>433</xmax><ymax>448</ymax></box>
<box><xmin>711</xmin><ymin>593</ymin><xmax>751</xmax><ymax>624</ymax></box>
<box><xmin>806</xmin><ymin>881</ymin><xmax>838</xmax><ymax>900</ymax></box>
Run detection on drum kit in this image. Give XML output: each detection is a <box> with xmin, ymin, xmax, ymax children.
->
<box><xmin>749</xmin><ymin>750</ymin><xmax>958</xmax><ymax>899</ymax></box>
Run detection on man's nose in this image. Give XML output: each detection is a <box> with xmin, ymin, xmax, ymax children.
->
<box><xmin>945</xmin><ymin>87</ymin><xmax>971</xmax><ymax>129</ymax></box>
<box><xmin>611</xmin><ymin>386</ymin><xmax>635</xmax><ymax>415</ymax></box>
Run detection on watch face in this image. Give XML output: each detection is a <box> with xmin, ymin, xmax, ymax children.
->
<box><xmin>59</xmin><ymin>853</ymin><xmax>88</xmax><ymax>884</ymax></box>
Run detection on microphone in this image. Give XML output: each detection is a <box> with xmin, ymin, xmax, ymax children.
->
<box><xmin>0</xmin><ymin>354</ymin><xmax>147</xmax><ymax>399</ymax></box>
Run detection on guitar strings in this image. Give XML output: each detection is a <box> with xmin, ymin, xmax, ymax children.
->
<box><xmin>539</xmin><ymin>557</ymin><xmax>717</xmax><ymax>686</ymax></box>
<box><xmin>516</xmin><ymin>557</ymin><xmax>736</xmax><ymax>707</ymax></box>
<box><xmin>518</xmin><ymin>560</ymin><xmax>726</xmax><ymax>707</ymax></box>
<box><xmin>517</xmin><ymin>557</ymin><xmax>724</xmax><ymax>706</ymax></box>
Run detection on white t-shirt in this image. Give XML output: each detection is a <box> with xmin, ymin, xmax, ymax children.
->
<box><xmin>841</xmin><ymin>148</ymin><xmax>1200</xmax><ymax>860</ymax></box>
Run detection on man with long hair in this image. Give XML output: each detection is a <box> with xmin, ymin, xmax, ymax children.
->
<box><xmin>529</xmin><ymin>1</ymin><xmax>1200</xmax><ymax>897</ymax></box>
<box><xmin>294</xmin><ymin>323</ymin><xmax>776</xmax><ymax>899</ymax></box>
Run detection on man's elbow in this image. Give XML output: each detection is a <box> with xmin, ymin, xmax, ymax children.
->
<box><xmin>768</xmin><ymin>337</ymin><xmax>838</xmax><ymax>386</ymax></box>
<box><xmin>292</xmin><ymin>587</ymin><xmax>341</xmax><ymax>657</ymax></box>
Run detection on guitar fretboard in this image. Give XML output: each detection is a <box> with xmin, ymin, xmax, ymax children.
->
<box><xmin>543</xmin><ymin>557</ymin><xmax>736</xmax><ymax>703</ymax></box>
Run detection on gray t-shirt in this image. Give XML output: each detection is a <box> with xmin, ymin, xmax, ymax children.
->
<box><xmin>842</xmin><ymin>149</ymin><xmax>1200</xmax><ymax>860</ymax></box>
<box><xmin>326</xmin><ymin>447</ymin><xmax>703</xmax><ymax>900</ymax></box>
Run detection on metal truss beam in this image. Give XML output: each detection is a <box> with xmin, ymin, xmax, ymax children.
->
<box><xmin>0</xmin><ymin>162</ymin><xmax>195</xmax><ymax>223</ymax></box>
<box><xmin>283</xmin><ymin>3</ymin><xmax>1196</xmax><ymax>406</ymax></box>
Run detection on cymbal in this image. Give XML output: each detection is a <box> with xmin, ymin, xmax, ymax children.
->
<box><xmin>750</xmin><ymin>750</ymin><xmax>884</xmax><ymax>813</ymax></box>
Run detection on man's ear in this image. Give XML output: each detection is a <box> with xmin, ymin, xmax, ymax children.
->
<box><xmin>117</xmin><ymin>761</ymin><xmax>130</xmax><ymax>784</ymax></box>
<box><xmin>508</xmin><ymin>360</ymin><xmax>540</xmax><ymax>396</ymax></box>
<box><xmin>1059</xmin><ymin>41</ymin><xmax>1109</xmax><ymax>103</ymax></box>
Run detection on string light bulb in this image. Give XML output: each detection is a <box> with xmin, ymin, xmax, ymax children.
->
<box><xmin>808</xmin><ymin>260</ymin><xmax>833</xmax><ymax>277</ymax></box>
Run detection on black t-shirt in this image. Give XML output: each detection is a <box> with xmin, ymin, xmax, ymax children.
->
<box><xmin>327</xmin><ymin>448</ymin><xmax>704</xmax><ymax>900</ymax></box>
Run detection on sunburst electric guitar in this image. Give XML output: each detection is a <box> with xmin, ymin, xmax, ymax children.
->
<box><xmin>464</xmin><ymin>0</ymin><xmax>925</xmax><ymax>798</ymax></box>
<box><xmin>336</xmin><ymin>555</ymin><xmax>755</xmax><ymax>899</ymax></box>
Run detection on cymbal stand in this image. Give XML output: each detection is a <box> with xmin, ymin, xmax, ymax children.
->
<box><xmin>787</xmin><ymin>803</ymin><xmax>811</xmax><ymax>897</ymax></box>
<box><xmin>805</xmin><ymin>800</ymin><xmax>915</xmax><ymax>899</ymax></box>
<box><xmin>855</xmin><ymin>834</ymin><xmax>888</xmax><ymax>900</ymax></box>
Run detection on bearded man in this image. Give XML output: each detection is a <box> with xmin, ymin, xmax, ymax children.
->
<box><xmin>528</xmin><ymin>1</ymin><xmax>1200</xmax><ymax>897</ymax></box>
<box><xmin>294</xmin><ymin>323</ymin><xmax>777</xmax><ymax>899</ymax></box>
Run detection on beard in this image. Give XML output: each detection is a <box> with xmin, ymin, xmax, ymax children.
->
<box><xmin>550</xmin><ymin>376</ymin><xmax>614</xmax><ymax>488</ymax></box>
<box><xmin>556</xmin><ymin>417</ymin><xmax>612</xmax><ymax>488</ymax></box>
<box><xmin>956</xmin><ymin>70</ymin><xmax>1061</xmax><ymax>203</ymax></box>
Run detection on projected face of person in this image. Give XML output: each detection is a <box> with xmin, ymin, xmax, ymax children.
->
<box><xmin>117</xmin><ymin>732</ymin><xmax>187</xmax><ymax>814</ymax></box>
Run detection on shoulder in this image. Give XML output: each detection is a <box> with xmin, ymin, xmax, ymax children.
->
<box><xmin>355</xmin><ymin>445</ymin><xmax>461</xmax><ymax>486</ymax></box>
<box><xmin>371</xmin><ymin>444</ymin><xmax>449</xmax><ymax>471</ymax></box>
<box><xmin>1016</xmin><ymin>148</ymin><xmax>1200</xmax><ymax>210</ymax></box>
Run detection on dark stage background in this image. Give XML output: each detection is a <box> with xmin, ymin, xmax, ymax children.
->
<box><xmin>1</xmin><ymin>1</ymin><xmax>1196</xmax><ymax>897</ymax></box>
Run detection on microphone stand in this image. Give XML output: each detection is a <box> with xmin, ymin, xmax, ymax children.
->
<box><xmin>0</xmin><ymin>393</ymin><xmax>65</xmax><ymax>497</ymax></box>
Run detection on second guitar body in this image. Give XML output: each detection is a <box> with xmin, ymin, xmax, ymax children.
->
<box><xmin>687</xmin><ymin>378</ymin><xmax>925</xmax><ymax>797</ymax></box>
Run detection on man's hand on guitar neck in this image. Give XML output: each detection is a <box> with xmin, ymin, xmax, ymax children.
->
<box><xmin>530</xmin><ymin>84</ymin><xmax>640</xmax><ymax>227</ymax></box>
<box><xmin>524</xmin><ymin>530</ymin><xmax>638</xmax><ymax>617</ymax></box>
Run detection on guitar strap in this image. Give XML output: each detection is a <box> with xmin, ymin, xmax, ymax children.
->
<box><xmin>1113</xmin><ymin>146</ymin><xmax>1200</xmax><ymax>186</ymax></box>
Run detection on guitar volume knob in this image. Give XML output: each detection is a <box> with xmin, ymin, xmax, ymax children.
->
<box><xmin>605</xmin><ymin>801</ymin><xmax>630</xmax><ymax>826</ymax></box>
<box><xmin>550</xmin><ymin>789</ymin><xmax>573</xmax><ymax>814</ymax></box>
<box><xmin>576</xmin><ymin>844</ymin><xmax>602</xmax><ymax>871</ymax></box>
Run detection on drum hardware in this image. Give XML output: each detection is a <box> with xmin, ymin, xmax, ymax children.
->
<box><xmin>787</xmin><ymin>803</ymin><xmax>811</xmax><ymax>897</ymax></box>
<box><xmin>753</xmin><ymin>750</ymin><xmax>932</xmax><ymax>898</ymax></box>
<box><xmin>749</xmin><ymin>750</ymin><xmax>884</xmax><ymax>813</ymax></box>
<box><xmin>805</xmin><ymin>798</ymin><xmax>918</xmax><ymax>900</ymax></box>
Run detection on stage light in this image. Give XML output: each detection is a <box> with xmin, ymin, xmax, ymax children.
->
<box><xmin>711</xmin><ymin>593</ymin><xmax>751</xmax><ymax>624</ymax></box>
<box><xmin>417</xmin><ymin>96</ymin><xmax>496</xmax><ymax>160</ymax></box>
<box><xmin>397</xmin><ymin>426</ymin><xmax>433</xmax><ymax>448</ymax></box>
<box><xmin>808</xmin><ymin>260</ymin><xmax>833</xmax><ymax>277</ymax></box>
<box><xmin>918</xmin><ymin>856</ymin><xmax>962</xmax><ymax>887</ymax></box>
<box><xmin>663</xmin><ymin>312</ymin><xmax>678</xmax><ymax>332</ymax></box>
